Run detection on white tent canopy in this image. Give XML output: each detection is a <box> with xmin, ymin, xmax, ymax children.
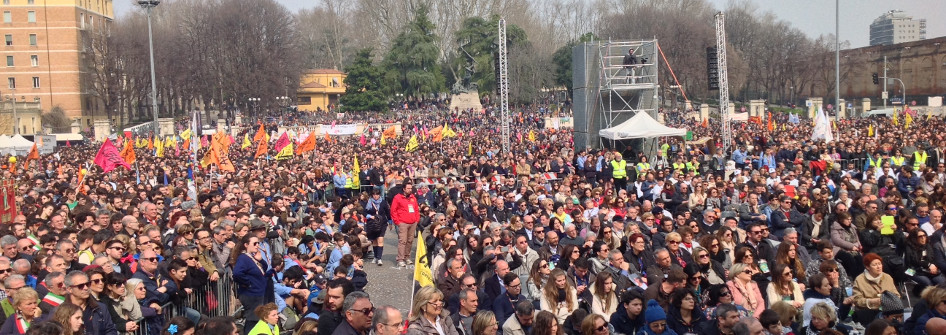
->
<box><xmin>599</xmin><ymin>112</ymin><xmax>687</xmax><ymax>140</ymax></box>
<box><xmin>0</xmin><ymin>134</ymin><xmax>34</xmax><ymax>156</ymax></box>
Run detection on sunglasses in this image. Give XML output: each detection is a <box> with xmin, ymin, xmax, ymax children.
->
<box><xmin>720</xmin><ymin>291</ymin><xmax>731</xmax><ymax>297</ymax></box>
<box><xmin>595</xmin><ymin>325</ymin><xmax>607</xmax><ymax>332</ymax></box>
<box><xmin>71</xmin><ymin>282</ymin><xmax>90</xmax><ymax>290</ymax></box>
<box><xmin>743</xmin><ymin>270</ymin><xmax>753</xmax><ymax>274</ymax></box>
<box><xmin>142</xmin><ymin>257</ymin><xmax>159</xmax><ymax>263</ymax></box>
<box><xmin>110</xmin><ymin>247</ymin><xmax>126</xmax><ymax>252</ymax></box>
<box><xmin>91</xmin><ymin>278</ymin><xmax>104</xmax><ymax>284</ymax></box>
<box><xmin>349</xmin><ymin>307</ymin><xmax>375</xmax><ymax>315</ymax></box>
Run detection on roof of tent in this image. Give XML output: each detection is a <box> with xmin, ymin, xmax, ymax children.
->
<box><xmin>599</xmin><ymin>112</ymin><xmax>687</xmax><ymax>140</ymax></box>
<box><xmin>8</xmin><ymin>134</ymin><xmax>33</xmax><ymax>148</ymax></box>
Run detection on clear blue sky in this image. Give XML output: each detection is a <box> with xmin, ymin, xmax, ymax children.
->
<box><xmin>114</xmin><ymin>0</ymin><xmax>945</xmax><ymax>49</ymax></box>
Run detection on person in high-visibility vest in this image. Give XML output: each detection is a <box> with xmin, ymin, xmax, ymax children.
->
<box><xmin>636</xmin><ymin>156</ymin><xmax>651</xmax><ymax>174</ymax></box>
<box><xmin>890</xmin><ymin>150</ymin><xmax>906</xmax><ymax>168</ymax></box>
<box><xmin>672</xmin><ymin>156</ymin><xmax>686</xmax><ymax>174</ymax></box>
<box><xmin>611</xmin><ymin>152</ymin><xmax>628</xmax><ymax>191</ymax></box>
<box><xmin>686</xmin><ymin>156</ymin><xmax>700</xmax><ymax>176</ymax></box>
<box><xmin>914</xmin><ymin>149</ymin><xmax>929</xmax><ymax>171</ymax></box>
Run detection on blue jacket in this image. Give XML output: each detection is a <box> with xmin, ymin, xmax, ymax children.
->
<box><xmin>916</xmin><ymin>308</ymin><xmax>946</xmax><ymax>334</ymax></box>
<box><xmin>233</xmin><ymin>253</ymin><xmax>274</xmax><ymax>297</ymax></box>
<box><xmin>131</xmin><ymin>265</ymin><xmax>169</xmax><ymax>304</ymax></box>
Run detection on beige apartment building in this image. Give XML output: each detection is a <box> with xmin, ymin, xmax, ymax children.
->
<box><xmin>1</xmin><ymin>0</ymin><xmax>112</xmax><ymax>134</ymax></box>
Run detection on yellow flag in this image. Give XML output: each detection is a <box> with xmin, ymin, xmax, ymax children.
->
<box><xmin>180</xmin><ymin>128</ymin><xmax>193</xmax><ymax>140</ymax></box>
<box><xmin>442</xmin><ymin>125</ymin><xmax>457</xmax><ymax>138</ymax></box>
<box><xmin>468</xmin><ymin>142</ymin><xmax>472</xmax><ymax>156</ymax></box>
<box><xmin>405</xmin><ymin>135</ymin><xmax>419</xmax><ymax>152</ymax></box>
<box><xmin>165</xmin><ymin>135</ymin><xmax>175</xmax><ymax>148</ymax></box>
<box><xmin>868</xmin><ymin>124</ymin><xmax>874</xmax><ymax>137</ymax></box>
<box><xmin>241</xmin><ymin>134</ymin><xmax>252</xmax><ymax>149</ymax></box>
<box><xmin>380</xmin><ymin>135</ymin><xmax>386</xmax><ymax>146</ymax></box>
<box><xmin>155</xmin><ymin>137</ymin><xmax>165</xmax><ymax>158</ymax></box>
<box><xmin>275</xmin><ymin>143</ymin><xmax>293</xmax><ymax>160</ymax></box>
<box><xmin>893</xmin><ymin>111</ymin><xmax>899</xmax><ymax>126</ymax></box>
<box><xmin>413</xmin><ymin>230</ymin><xmax>433</xmax><ymax>287</ymax></box>
<box><xmin>528</xmin><ymin>130</ymin><xmax>536</xmax><ymax>142</ymax></box>
<box><xmin>352</xmin><ymin>155</ymin><xmax>361</xmax><ymax>188</ymax></box>
<box><xmin>905</xmin><ymin>112</ymin><xmax>913</xmax><ymax>129</ymax></box>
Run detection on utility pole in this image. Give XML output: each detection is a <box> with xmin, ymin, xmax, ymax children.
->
<box><xmin>835</xmin><ymin>0</ymin><xmax>840</xmax><ymax>120</ymax></box>
<box><xmin>883</xmin><ymin>56</ymin><xmax>887</xmax><ymax>109</ymax></box>
<box><xmin>139</xmin><ymin>0</ymin><xmax>160</xmax><ymax>136</ymax></box>
<box><xmin>715</xmin><ymin>12</ymin><xmax>731</xmax><ymax>152</ymax></box>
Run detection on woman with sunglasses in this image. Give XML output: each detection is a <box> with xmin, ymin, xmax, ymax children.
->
<box><xmin>579</xmin><ymin>314</ymin><xmax>610</xmax><ymax>335</ymax></box>
<box><xmin>766</xmin><ymin>263</ymin><xmax>804</xmax><ymax>309</ymax></box>
<box><xmin>101</xmin><ymin>273</ymin><xmax>141</xmax><ymax>334</ymax></box>
<box><xmin>229</xmin><ymin>235</ymin><xmax>274</xmax><ymax>331</ymax></box>
<box><xmin>407</xmin><ymin>286</ymin><xmax>458</xmax><ymax>335</ymax></box>
<box><xmin>904</xmin><ymin>228</ymin><xmax>942</xmax><ymax>295</ymax></box>
<box><xmin>524</xmin><ymin>259</ymin><xmax>551</xmax><ymax>302</ymax></box>
<box><xmin>726</xmin><ymin>263</ymin><xmax>765</xmax><ymax>317</ymax></box>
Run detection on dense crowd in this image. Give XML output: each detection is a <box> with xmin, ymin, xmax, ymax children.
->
<box><xmin>2</xmin><ymin>105</ymin><xmax>945</xmax><ymax>335</ymax></box>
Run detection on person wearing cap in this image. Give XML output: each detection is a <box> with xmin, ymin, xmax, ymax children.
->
<box><xmin>390</xmin><ymin>183</ymin><xmax>420</xmax><ymax>268</ymax></box>
<box><xmin>643</xmin><ymin>299</ymin><xmax>674</xmax><ymax>335</ymax></box>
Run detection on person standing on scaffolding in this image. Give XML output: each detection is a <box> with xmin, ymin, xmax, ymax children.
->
<box><xmin>623</xmin><ymin>48</ymin><xmax>638</xmax><ymax>84</ymax></box>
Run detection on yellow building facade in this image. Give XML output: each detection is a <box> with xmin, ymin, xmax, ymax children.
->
<box><xmin>0</xmin><ymin>0</ymin><xmax>112</xmax><ymax>132</ymax></box>
<box><xmin>296</xmin><ymin>69</ymin><xmax>346</xmax><ymax>112</ymax></box>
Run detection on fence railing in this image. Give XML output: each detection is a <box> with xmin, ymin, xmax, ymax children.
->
<box><xmin>130</xmin><ymin>272</ymin><xmax>242</xmax><ymax>335</ymax></box>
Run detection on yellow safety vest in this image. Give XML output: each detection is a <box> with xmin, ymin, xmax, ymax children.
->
<box><xmin>344</xmin><ymin>175</ymin><xmax>353</xmax><ymax>189</ymax></box>
<box><xmin>612</xmin><ymin>160</ymin><xmax>627</xmax><ymax>179</ymax></box>
<box><xmin>660</xmin><ymin>144</ymin><xmax>670</xmax><ymax>157</ymax></box>
<box><xmin>673</xmin><ymin>162</ymin><xmax>686</xmax><ymax>172</ymax></box>
<box><xmin>915</xmin><ymin>151</ymin><xmax>929</xmax><ymax>170</ymax></box>
<box><xmin>890</xmin><ymin>156</ymin><xmax>904</xmax><ymax>167</ymax></box>
<box><xmin>868</xmin><ymin>157</ymin><xmax>883</xmax><ymax>168</ymax></box>
<box><xmin>686</xmin><ymin>161</ymin><xmax>700</xmax><ymax>175</ymax></box>
<box><xmin>636</xmin><ymin>162</ymin><xmax>651</xmax><ymax>173</ymax></box>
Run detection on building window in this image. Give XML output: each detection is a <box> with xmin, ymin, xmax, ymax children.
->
<box><xmin>298</xmin><ymin>96</ymin><xmax>312</xmax><ymax>105</ymax></box>
<box><xmin>7</xmin><ymin>77</ymin><xmax>14</xmax><ymax>89</ymax></box>
<box><xmin>28</xmin><ymin>34</ymin><xmax>35</xmax><ymax>46</ymax></box>
<box><xmin>27</xmin><ymin>11</ymin><xmax>35</xmax><ymax>23</ymax></box>
<box><xmin>31</xmin><ymin>77</ymin><xmax>38</xmax><ymax>88</ymax></box>
<box><xmin>30</xmin><ymin>55</ymin><xmax>37</xmax><ymax>66</ymax></box>
<box><xmin>2</xmin><ymin>0</ymin><xmax>8</xmax><ymax>5</ymax></box>
<box><xmin>5</xmin><ymin>55</ymin><xmax>11</xmax><ymax>67</ymax></box>
<box><xmin>28</xmin><ymin>0</ymin><xmax>34</xmax><ymax>4</ymax></box>
<box><xmin>4</xmin><ymin>34</ymin><xmax>11</xmax><ymax>46</ymax></box>
<box><xmin>3</xmin><ymin>11</ymin><xmax>10</xmax><ymax>23</ymax></box>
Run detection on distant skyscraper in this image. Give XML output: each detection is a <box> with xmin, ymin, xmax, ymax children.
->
<box><xmin>870</xmin><ymin>10</ymin><xmax>927</xmax><ymax>46</ymax></box>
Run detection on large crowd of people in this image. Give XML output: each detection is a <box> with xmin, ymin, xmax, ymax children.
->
<box><xmin>1</xmin><ymin>104</ymin><xmax>944</xmax><ymax>335</ymax></box>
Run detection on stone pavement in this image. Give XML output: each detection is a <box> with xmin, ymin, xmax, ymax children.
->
<box><xmin>364</xmin><ymin>227</ymin><xmax>416</xmax><ymax>314</ymax></box>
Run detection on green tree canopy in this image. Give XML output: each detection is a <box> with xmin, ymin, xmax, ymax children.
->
<box><xmin>339</xmin><ymin>48</ymin><xmax>387</xmax><ymax>112</ymax></box>
<box><xmin>450</xmin><ymin>16</ymin><xmax>527</xmax><ymax>94</ymax></box>
<box><xmin>381</xmin><ymin>6</ymin><xmax>445</xmax><ymax>98</ymax></box>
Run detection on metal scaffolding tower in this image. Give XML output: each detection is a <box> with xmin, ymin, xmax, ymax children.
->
<box><xmin>498</xmin><ymin>19</ymin><xmax>510</xmax><ymax>153</ymax></box>
<box><xmin>715</xmin><ymin>12</ymin><xmax>732</xmax><ymax>152</ymax></box>
<box><xmin>596</xmin><ymin>40</ymin><xmax>659</xmax><ymax>154</ymax></box>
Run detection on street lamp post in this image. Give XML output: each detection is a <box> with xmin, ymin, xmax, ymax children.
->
<box><xmin>248</xmin><ymin>98</ymin><xmax>259</xmax><ymax>118</ymax></box>
<box><xmin>138</xmin><ymin>0</ymin><xmax>160</xmax><ymax>135</ymax></box>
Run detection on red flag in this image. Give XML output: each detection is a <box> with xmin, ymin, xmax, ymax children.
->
<box><xmin>359</xmin><ymin>134</ymin><xmax>366</xmax><ymax>146</ymax></box>
<box><xmin>93</xmin><ymin>140</ymin><xmax>131</xmax><ymax>173</ymax></box>
<box><xmin>66</xmin><ymin>141</ymin><xmax>71</xmax><ymax>147</ymax></box>
<box><xmin>274</xmin><ymin>133</ymin><xmax>290</xmax><ymax>152</ymax></box>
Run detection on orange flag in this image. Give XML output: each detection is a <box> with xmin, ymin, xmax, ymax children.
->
<box><xmin>147</xmin><ymin>137</ymin><xmax>154</xmax><ymax>150</ymax></box>
<box><xmin>766</xmin><ymin>114</ymin><xmax>774</xmax><ymax>132</ymax></box>
<box><xmin>254</xmin><ymin>138</ymin><xmax>268</xmax><ymax>159</ymax></box>
<box><xmin>701</xmin><ymin>118</ymin><xmax>708</xmax><ymax>128</ymax></box>
<box><xmin>120</xmin><ymin>140</ymin><xmax>136</xmax><ymax>165</ymax></box>
<box><xmin>182</xmin><ymin>138</ymin><xmax>191</xmax><ymax>152</ymax></box>
<box><xmin>25</xmin><ymin>143</ymin><xmax>39</xmax><ymax>165</ymax></box>
<box><xmin>296</xmin><ymin>134</ymin><xmax>316</xmax><ymax>154</ymax></box>
<box><xmin>324</xmin><ymin>133</ymin><xmax>331</xmax><ymax>142</ymax></box>
<box><xmin>253</xmin><ymin>124</ymin><xmax>266</xmax><ymax>143</ymax></box>
<box><xmin>382</xmin><ymin>125</ymin><xmax>397</xmax><ymax>139</ymax></box>
<box><xmin>213</xmin><ymin>146</ymin><xmax>235</xmax><ymax>172</ymax></box>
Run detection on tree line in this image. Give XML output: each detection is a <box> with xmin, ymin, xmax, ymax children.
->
<box><xmin>90</xmin><ymin>0</ymin><xmax>845</xmax><ymax>118</ymax></box>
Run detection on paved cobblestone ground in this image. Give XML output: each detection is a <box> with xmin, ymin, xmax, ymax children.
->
<box><xmin>364</xmin><ymin>227</ymin><xmax>416</xmax><ymax>314</ymax></box>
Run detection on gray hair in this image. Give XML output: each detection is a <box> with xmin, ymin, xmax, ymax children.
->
<box><xmin>212</xmin><ymin>226</ymin><xmax>227</xmax><ymax>235</ymax></box>
<box><xmin>371</xmin><ymin>305</ymin><xmax>398</xmax><ymax>330</ymax></box>
<box><xmin>12</xmin><ymin>259</ymin><xmax>28</xmax><ymax>273</ymax></box>
<box><xmin>138</xmin><ymin>201</ymin><xmax>154</xmax><ymax>212</ymax></box>
<box><xmin>0</xmin><ymin>235</ymin><xmax>16</xmax><ymax>248</ymax></box>
<box><xmin>585</xmin><ymin>232</ymin><xmax>597</xmax><ymax>241</ymax></box>
<box><xmin>44</xmin><ymin>272</ymin><xmax>64</xmax><ymax>287</ymax></box>
<box><xmin>4</xmin><ymin>274</ymin><xmax>24</xmax><ymax>287</ymax></box>
<box><xmin>95</xmin><ymin>209</ymin><xmax>112</xmax><ymax>217</ymax></box>
<box><xmin>342</xmin><ymin>291</ymin><xmax>370</xmax><ymax>312</ymax></box>
<box><xmin>64</xmin><ymin>270</ymin><xmax>88</xmax><ymax>287</ymax></box>
<box><xmin>56</xmin><ymin>239</ymin><xmax>75</xmax><ymax>251</ymax></box>
<box><xmin>458</xmin><ymin>288</ymin><xmax>476</xmax><ymax>301</ymax></box>
<box><xmin>733</xmin><ymin>317</ymin><xmax>760</xmax><ymax>335</ymax></box>
<box><xmin>654</xmin><ymin>248</ymin><xmax>670</xmax><ymax>257</ymax></box>
<box><xmin>714</xmin><ymin>303</ymin><xmax>738</xmax><ymax>319</ymax></box>
<box><xmin>514</xmin><ymin>300</ymin><xmax>534</xmax><ymax>316</ymax></box>
<box><xmin>783</xmin><ymin>228</ymin><xmax>798</xmax><ymax>236</ymax></box>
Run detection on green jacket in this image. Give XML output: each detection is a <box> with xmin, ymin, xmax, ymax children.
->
<box><xmin>247</xmin><ymin>320</ymin><xmax>280</xmax><ymax>335</ymax></box>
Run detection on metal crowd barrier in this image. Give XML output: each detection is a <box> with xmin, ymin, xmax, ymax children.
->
<box><xmin>130</xmin><ymin>273</ymin><xmax>241</xmax><ymax>335</ymax></box>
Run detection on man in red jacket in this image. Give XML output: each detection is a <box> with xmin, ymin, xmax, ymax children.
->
<box><xmin>390</xmin><ymin>183</ymin><xmax>420</xmax><ymax>267</ymax></box>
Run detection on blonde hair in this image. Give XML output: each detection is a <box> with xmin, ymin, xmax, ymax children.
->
<box><xmin>923</xmin><ymin>286</ymin><xmax>946</xmax><ymax>307</ymax></box>
<box><xmin>12</xmin><ymin>287</ymin><xmax>37</xmax><ymax>308</ymax></box>
<box><xmin>410</xmin><ymin>286</ymin><xmax>445</xmax><ymax>322</ymax></box>
<box><xmin>666</xmin><ymin>232</ymin><xmax>682</xmax><ymax>243</ymax></box>
<box><xmin>809</xmin><ymin>302</ymin><xmax>836</xmax><ymax>323</ymax></box>
<box><xmin>728</xmin><ymin>263</ymin><xmax>749</xmax><ymax>280</ymax></box>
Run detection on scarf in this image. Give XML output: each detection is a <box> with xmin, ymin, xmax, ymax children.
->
<box><xmin>864</xmin><ymin>271</ymin><xmax>883</xmax><ymax>284</ymax></box>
